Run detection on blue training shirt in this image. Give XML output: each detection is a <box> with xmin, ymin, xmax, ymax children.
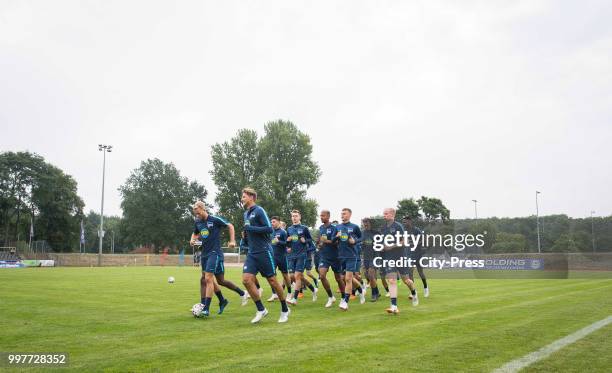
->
<box><xmin>286</xmin><ymin>224</ymin><xmax>312</xmax><ymax>258</ymax></box>
<box><xmin>243</xmin><ymin>204</ymin><xmax>273</xmax><ymax>254</ymax></box>
<box><xmin>271</xmin><ymin>228</ymin><xmax>288</xmax><ymax>257</ymax></box>
<box><xmin>334</xmin><ymin>221</ymin><xmax>362</xmax><ymax>259</ymax></box>
<box><xmin>318</xmin><ymin>223</ymin><xmax>338</xmax><ymax>260</ymax></box>
<box><xmin>193</xmin><ymin>215</ymin><xmax>229</xmax><ymax>256</ymax></box>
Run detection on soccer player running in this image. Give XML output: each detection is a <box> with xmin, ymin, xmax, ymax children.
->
<box><xmin>361</xmin><ymin>218</ymin><xmax>382</xmax><ymax>302</ymax></box>
<box><xmin>402</xmin><ymin>216</ymin><xmax>429</xmax><ymax>298</ymax></box>
<box><xmin>317</xmin><ymin>209</ymin><xmax>345</xmax><ymax>307</ymax></box>
<box><xmin>240</xmin><ymin>188</ymin><xmax>290</xmax><ymax>323</ymax></box>
<box><xmin>190</xmin><ymin>201</ymin><xmax>247</xmax><ymax>317</ymax></box>
<box><xmin>285</xmin><ymin>210</ymin><xmax>315</xmax><ymax>305</ymax></box>
<box><xmin>267</xmin><ymin>216</ymin><xmax>292</xmax><ymax>302</ymax></box>
<box><xmin>380</xmin><ymin>208</ymin><xmax>418</xmax><ymax>315</ymax></box>
<box><xmin>334</xmin><ymin>208</ymin><xmax>366</xmax><ymax>310</ymax></box>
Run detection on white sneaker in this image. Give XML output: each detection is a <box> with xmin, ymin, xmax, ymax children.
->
<box><xmin>258</xmin><ymin>287</ymin><xmax>263</xmax><ymax>297</ymax></box>
<box><xmin>359</xmin><ymin>290</ymin><xmax>366</xmax><ymax>304</ymax></box>
<box><xmin>312</xmin><ymin>287</ymin><xmax>319</xmax><ymax>302</ymax></box>
<box><xmin>251</xmin><ymin>309</ymin><xmax>268</xmax><ymax>324</ymax></box>
<box><xmin>339</xmin><ymin>300</ymin><xmax>348</xmax><ymax>311</ymax></box>
<box><xmin>241</xmin><ymin>293</ymin><xmax>249</xmax><ymax>306</ymax></box>
<box><xmin>325</xmin><ymin>296</ymin><xmax>336</xmax><ymax>308</ymax></box>
<box><xmin>386</xmin><ymin>305</ymin><xmax>399</xmax><ymax>314</ymax></box>
<box><xmin>424</xmin><ymin>287</ymin><xmax>429</xmax><ymax>298</ymax></box>
<box><xmin>412</xmin><ymin>293</ymin><xmax>419</xmax><ymax>307</ymax></box>
<box><xmin>278</xmin><ymin>308</ymin><xmax>291</xmax><ymax>323</ymax></box>
<box><xmin>267</xmin><ymin>293</ymin><xmax>278</xmax><ymax>302</ymax></box>
<box><xmin>287</xmin><ymin>297</ymin><xmax>297</xmax><ymax>306</ymax></box>
<box><xmin>385</xmin><ymin>292</ymin><xmax>390</xmax><ymax>298</ymax></box>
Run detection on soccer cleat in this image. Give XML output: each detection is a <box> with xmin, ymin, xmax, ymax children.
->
<box><xmin>350</xmin><ymin>294</ymin><xmax>356</xmax><ymax>300</ymax></box>
<box><xmin>241</xmin><ymin>293</ymin><xmax>249</xmax><ymax>306</ymax></box>
<box><xmin>286</xmin><ymin>297</ymin><xmax>298</xmax><ymax>306</ymax></box>
<box><xmin>278</xmin><ymin>308</ymin><xmax>291</xmax><ymax>323</ymax></box>
<box><xmin>385</xmin><ymin>291</ymin><xmax>390</xmax><ymax>298</ymax></box>
<box><xmin>325</xmin><ymin>296</ymin><xmax>336</xmax><ymax>308</ymax></box>
<box><xmin>218</xmin><ymin>299</ymin><xmax>229</xmax><ymax>315</ymax></box>
<box><xmin>267</xmin><ymin>293</ymin><xmax>278</xmax><ymax>302</ymax></box>
<box><xmin>385</xmin><ymin>305</ymin><xmax>399</xmax><ymax>315</ymax></box>
<box><xmin>359</xmin><ymin>290</ymin><xmax>366</xmax><ymax>304</ymax></box>
<box><xmin>312</xmin><ymin>287</ymin><xmax>319</xmax><ymax>302</ymax></box>
<box><xmin>202</xmin><ymin>309</ymin><xmax>210</xmax><ymax>317</ymax></box>
<box><xmin>412</xmin><ymin>293</ymin><xmax>419</xmax><ymax>307</ymax></box>
<box><xmin>251</xmin><ymin>308</ymin><xmax>269</xmax><ymax>324</ymax></box>
<box><xmin>370</xmin><ymin>293</ymin><xmax>380</xmax><ymax>302</ymax></box>
<box><xmin>339</xmin><ymin>300</ymin><xmax>348</xmax><ymax>311</ymax></box>
<box><xmin>298</xmin><ymin>292</ymin><xmax>304</xmax><ymax>299</ymax></box>
<box><xmin>424</xmin><ymin>287</ymin><xmax>430</xmax><ymax>298</ymax></box>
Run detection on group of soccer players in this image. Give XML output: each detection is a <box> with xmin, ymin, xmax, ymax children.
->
<box><xmin>190</xmin><ymin>187</ymin><xmax>429</xmax><ymax>324</ymax></box>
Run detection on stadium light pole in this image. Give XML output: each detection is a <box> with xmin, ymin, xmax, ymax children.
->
<box><xmin>98</xmin><ymin>144</ymin><xmax>112</xmax><ymax>267</ymax></box>
<box><xmin>591</xmin><ymin>211</ymin><xmax>596</xmax><ymax>252</ymax></box>
<box><xmin>472</xmin><ymin>199</ymin><xmax>478</xmax><ymax>220</ymax></box>
<box><xmin>535</xmin><ymin>191</ymin><xmax>541</xmax><ymax>253</ymax></box>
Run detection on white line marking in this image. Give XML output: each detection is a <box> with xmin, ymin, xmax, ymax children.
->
<box><xmin>493</xmin><ymin>315</ymin><xmax>612</xmax><ymax>373</ymax></box>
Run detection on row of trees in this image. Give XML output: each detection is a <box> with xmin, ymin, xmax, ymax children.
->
<box><xmin>2</xmin><ymin>120</ymin><xmax>611</xmax><ymax>253</ymax></box>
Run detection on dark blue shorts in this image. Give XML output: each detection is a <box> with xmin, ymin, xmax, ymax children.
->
<box><xmin>304</xmin><ymin>252</ymin><xmax>314</xmax><ymax>270</ymax></box>
<box><xmin>274</xmin><ymin>254</ymin><xmax>289</xmax><ymax>274</ymax></box>
<box><xmin>340</xmin><ymin>257</ymin><xmax>360</xmax><ymax>273</ymax></box>
<box><xmin>201</xmin><ymin>253</ymin><xmax>224</xmax><ymax>274</ymax></box>
<box><xmin>243</xmin><ymin>251</ymin><xmax>276</xmax><ymax>278</ymax></box>
<box><xmin>318</xmin><ymin>256</ymin><xmax>341</xmax><ymax>273</ymax></box>
<box><xmin>288</xmin><ymin>255</ymin><xmax>306</xmax><ymax>273</ymax></box>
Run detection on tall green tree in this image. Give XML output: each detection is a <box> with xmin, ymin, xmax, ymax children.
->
<box><xmin>119</xmin><ymin>158</ymin><xmax>208</xmax><ymax>252</ymax></box>
<box><xmin>0</xmin><ymin>151</ymin><xmax>84</xmax><ymax>250</ymax></box>
<box><xmin>396</xmin><ymin>198</ymin><xmax>420</xmax><ymax>220</ymax></box>
<box><xmin>417</xmin><ymin>196</ymin><xmax>450</xmax><ymax>223</ymax></box>
<box><xmin>210</xmin><ymin>120</ymin><xmax>321</xmax><ymax>232</ymax></box>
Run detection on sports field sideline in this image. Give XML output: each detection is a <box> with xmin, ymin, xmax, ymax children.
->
<box><xmin>1</xmin><ymin>267</ymin><xmax>610</xmax><ymax>372</ymax></box>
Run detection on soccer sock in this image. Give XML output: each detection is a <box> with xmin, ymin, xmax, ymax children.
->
<box><xmin>372</xmin><ymin>287</ymin><xmax>379</xmax><ymax>296</ymax></box>
<box><xmin>293</xmin><ymin>290</ymin><xmax>300</xmax><ymax>300</ymax></box>
<box><xmin>411</xmin><ymin>289</ymin><xmax>416</xmax><ymax>296</ymax></box>
<box><xmin>201</xmin><ymin>297</ymin><xmax>206</xmax><ymax>305</ymax></box>
<box><xmin>256</xmin><ymin>283</ymin><xmax>261</xmax><ymax>290</ymax></box>
<box><xmin>271</xmin><ymin>287</ymin><xmax>276</xmax><ymax>294</ymax></box>
<box><xmin>280</xmin><ymin>300</ymin><xmax>288</xmax><ymax>313</ymax></box>
<box><xmin>313</xmin><ymin>278</ymin><xmax>318</xmax><ymax>287</ymax></box>
<box><xmin>215</xmin><ymin>291</ymin><xmax>225</xmax><ymax>302</ymax></box>
<box><xmin>203</xmin><ymin>297</ymin><xmax>212</xmax><ymax>311</ymax></box>
<box><xmin>307</xmin><ymin>284</ymin><xmax>315</xmax><ymax>292</ymax></box>
<box><xmin>391</xmin><ymin>297</ymin><xmax>397</xmax><ymax>306</ymax></box>
<box><xmin>355</xmin><ymin>286</ymin><xmax>362</xmax><ymax>294</ymax></box>
<box><xmin>325</xmin><ymin>287</ymin><xmax>333</xmax><ymax>297</ymax></box>
<box><xmin>254</xmin><ymin>300</ymin><xmax>265</xmax><ymax>312</ymax></box>
<box><xmin>384</xmin><ymin>285</ymin><xmax>389</xmax><ymax>292</ymax></box>
<box><xmin>233</xmin><ymin>288</ymin><xmax>245</xmax><ymax>297</ymax></box>
<box><xmin>422</xmin><ymin>279</ymin><xmax>428</xmax><ymax>288</ymax></box>
<box><xmin>343</xmin><ymin>293</ymin><xmax>350</xmax><ymax>302</ymax></box>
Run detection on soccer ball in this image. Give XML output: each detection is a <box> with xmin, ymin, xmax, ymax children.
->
<box><xmin>191</xmin><ymin>303</ymin><xmax>204</xmax><ymax>318</ymax></box>
<box><xmin>168</xmin><ymin>276</ymin><xmax>175</xmax><ymax>283</ymax></box>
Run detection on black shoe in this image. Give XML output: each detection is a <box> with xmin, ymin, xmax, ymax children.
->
<box><xmin>218</xmin><ymin>299</ymin><xmax>229</xmax><ymax>314</ymax></box>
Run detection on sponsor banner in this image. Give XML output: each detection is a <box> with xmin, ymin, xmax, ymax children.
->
<box><xmin>0</xmin><ymin>260</ymin><xmax>25</xmax><ymax>268</ymax></box>
<box><xmin>22</xmin><ymin>260</ymin><xmax>41</xmax><ymax>267</ymax></box>
<box><xmin>40</xmin><ymin>260</ymin><xmax>55</xmax><ymax>267</ymax></box>
<box><xmin>436</xmin><ymin>257</ymin><xmax>544</xmax><ymax>270</ymax></box>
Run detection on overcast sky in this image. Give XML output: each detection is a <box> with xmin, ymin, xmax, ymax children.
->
<box><xmin>1</xmin><ymin>0</ymin><xmax>611</xmax><ymax>223</ymax></box>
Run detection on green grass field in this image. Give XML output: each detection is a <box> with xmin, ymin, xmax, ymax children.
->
<box><xmin>1</xmin><ymin>266</ymin><xmax>611</xmax><ymax>372</ymax></box>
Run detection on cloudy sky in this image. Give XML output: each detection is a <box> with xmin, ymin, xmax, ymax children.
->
<box><xmin>1</xmin><ymin>0</ymin><xmax>611</xmax><ymax>222</ymax></box>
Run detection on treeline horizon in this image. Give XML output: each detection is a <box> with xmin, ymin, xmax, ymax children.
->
<box><xmin>2</xmin><ymin>120</ymin><xmax>610</xmax><ymax>254</ymax></box>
